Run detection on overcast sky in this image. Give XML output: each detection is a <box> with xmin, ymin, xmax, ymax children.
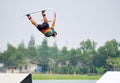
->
<box><xmin>0</xmin><ymin>0</ymin><xmax>120</xmax><ymax>51</ymax></box>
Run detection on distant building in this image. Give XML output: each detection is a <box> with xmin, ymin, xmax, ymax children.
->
<box><xmin>6</xmin><ymin>68</ymin><xmax>19</xmax><ymax>73</ymax></box>
<box><xmin>20</xmin><ymin>60</ymin><xmax>38</xmax><ymax>73</ymax></box>
<box><xmin>5</xmin><ymin>60</ymin><xmax>38</xmax><ymax>73</ymax></box>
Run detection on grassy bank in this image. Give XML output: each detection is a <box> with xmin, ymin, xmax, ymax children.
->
<box><xmin>32</xmin><ymin>74</ymin><xmax>101</xmax><ymax>80</ymax></box>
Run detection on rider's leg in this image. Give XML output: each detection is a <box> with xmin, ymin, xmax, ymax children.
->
<box><xmin>26</xmin><ymin>14</ymin><xmax>38</xmax><ymax>27</ymax></box>
<box><xmin>42</xmin><ymin>10</ymin><xmax>48</xmax><ymax>23</ymax></box>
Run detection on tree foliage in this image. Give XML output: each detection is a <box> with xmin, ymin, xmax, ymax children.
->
<box><xmin>0</xmin><ymin>37</ymin><xmax>120</xmax><ymax>74</ymax></box>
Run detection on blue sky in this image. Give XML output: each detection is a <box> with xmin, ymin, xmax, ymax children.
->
<box><xmin>0</xmin><ymin>0</ymin><xmax>120</xmax><ymax>51</ymax></box>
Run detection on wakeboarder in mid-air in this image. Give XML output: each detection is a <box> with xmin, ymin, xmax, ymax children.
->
<box><xmin>26</xmin><ymin>10</ymin><xmax>57</xmax><ymax>37</ymax></box>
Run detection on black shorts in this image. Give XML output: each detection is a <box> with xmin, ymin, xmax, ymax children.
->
<box><xmin>37</xmin><ymin>22</ymin><xmax>49</xmax><ymax>31</ymax></box>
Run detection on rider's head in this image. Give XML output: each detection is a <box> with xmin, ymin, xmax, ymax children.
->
<box><xmin>52</xmin><ymin>31</ymin><xmax>57</xmax><ymax>37</ymax></box>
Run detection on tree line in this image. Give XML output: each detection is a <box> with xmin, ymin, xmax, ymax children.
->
<box><xmin>0</xmin><ymin>35</ymin><xmax>120</xmax><ymax>74</ymax></box>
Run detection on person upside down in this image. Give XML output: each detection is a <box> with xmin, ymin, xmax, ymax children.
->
<box><xmin>26</xmin><ymin>10</ymin><xmax>57</xmax><ymax>37</ymax></box>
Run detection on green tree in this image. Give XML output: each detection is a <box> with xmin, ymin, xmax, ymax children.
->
<box><xmin>95</xmin><ymin>46</ymin><xmax>107</xmax><ymax>68</ymax></box>
<box><xmin>105</xmin><ymin>39</ymin><xmax>120</xmax><ymax>58</ymax></box>
<box><xmin>68</xmin><ymin>48</ymin><xmax>80</xmax><ymax>74</ymax></box>
<box><xmin>28</xmin><ymin>35</ymin><xmax>35</xmax><ymax>47</ymax></box>
<box><xmin>1</xmin><ymin>42</ymin><xmax>27</xmax><ymax>68</ymax></box>
<box><xmin>27</xmin><ymin>35</ymin><xmax>37</xmax><ymax>60</ymax></box>
<box><xmin>79</xmin><ymin>39</ymin><xmax>97</xmax><ymax>73</ymax></box>
<box><xmin>48</xmin><ymin>41</ymin><xmax>59</xmax><ymax>74</ymax></box>
<box><xmin>96</xmin><ymin>66</ymin><xmax>106</xmax><ymax>74</ymax></box>
<box><xmin>58</xmin><ymin>46</ymin><xmax>70</xmax><ymax>74</ymax></box>
<box><xmin>97</xmin><ymin>39</ymin><xmax>120</xmax><ymax>71</ymax></box>
<box><xmin>36</xmin><ymin>38</ymin><xmax>49</xmax><ymax>72</ymax></box>
<box><xmin>3</xmin><ymin>43</ymin><xmax>16</xmax><ymax>67</ymax></box>
<box><xmin>107</xmin><ymin>57</ymin><xmax>120</xmax><ymax>71</ymax></box>
<box><xmin>13</xmin><ymin>41</ymin><xmax>27</xmax><ymax>68</ymax></box>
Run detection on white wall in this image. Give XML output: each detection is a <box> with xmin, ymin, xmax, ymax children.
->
<box><xmin>0</xmin><ymin>73</ymin><xmax>31</xmax><ymax>83</ymax></box>
<box><xmin>96</xmin><ymin>71</ymin><xmax>120</xmax><ymax>83</ymax></box>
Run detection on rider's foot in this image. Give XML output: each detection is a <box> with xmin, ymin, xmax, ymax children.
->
<box><xmin>42</xmin><ymin>10</ymin><xmax>46</xmax><ymax>16</ymax></box>
<box><xmin>26</xmin><ymin>14</ymin><xmax>32</xmax><ymax>20</ymax></box>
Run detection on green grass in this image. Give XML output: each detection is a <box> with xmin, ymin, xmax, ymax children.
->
<box><xmin>32</xmin><ymin>74</ymin><xmax>101</xmax><ymax>80</ymax></box>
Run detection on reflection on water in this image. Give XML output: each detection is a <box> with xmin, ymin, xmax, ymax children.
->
<box><xmin>33</xmin><ymin>80</ymin><xmax>97</xmax><ymax>83</ymax></box>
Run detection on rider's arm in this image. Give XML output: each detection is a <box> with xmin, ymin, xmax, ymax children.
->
<box><xmin>51</xmin><ymin>11</ymin><xmax>56</xmax><ymax>29</ymax></box>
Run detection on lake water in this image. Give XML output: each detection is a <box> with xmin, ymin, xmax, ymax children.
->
<box><xmin>33</xmin><ymin>80</ymin><xmax>97</xmax><ymax>83</ymax></box>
